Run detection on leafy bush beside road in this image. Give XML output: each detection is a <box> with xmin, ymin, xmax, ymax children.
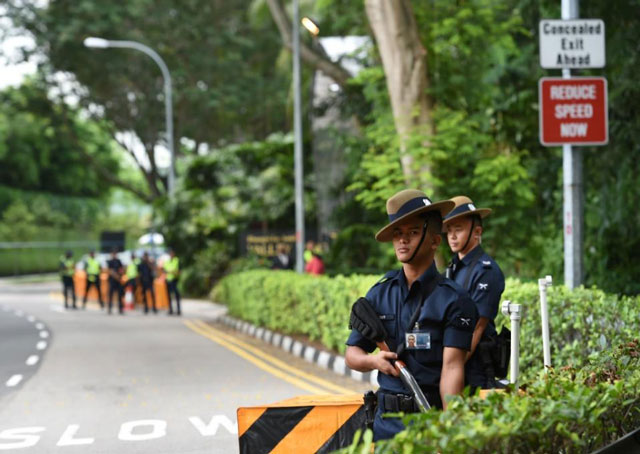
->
<box><xmin>347</xmin><ymin>341</ymin><xmax>640</xmax><ymax>454</ymax></box>
<box><xmin>212</xmin><ymin>270</ymin><xmax>378</xmax><ymax>353</ymax></box>
<box><xmin>214</xmin><ymin>271</ymin><xmax>640</xmax><ymax>452</ymax></box>
<box><xmin>212</xmin><ymin>271</ymin><xmax>639</xmax><ymax>367</ymax></box>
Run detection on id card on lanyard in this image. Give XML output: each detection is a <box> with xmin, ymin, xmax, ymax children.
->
<box><xmin>405</xmin><ymin>325</ymin><xmax>431</xmax><ymax>350</ymax></box>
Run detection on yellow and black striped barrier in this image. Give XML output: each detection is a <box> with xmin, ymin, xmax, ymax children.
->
<box><xmin>237</xmin><ymin>394</ymin><xmax>366</xmax><ymax>454</ymax></box>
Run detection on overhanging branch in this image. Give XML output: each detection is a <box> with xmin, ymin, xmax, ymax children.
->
<box><xmin>265</xmin><ymin>0</ymin><xmax>352</xmax><ymax>87</ymax></box>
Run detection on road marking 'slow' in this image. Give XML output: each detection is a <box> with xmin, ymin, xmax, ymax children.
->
<box><xmin>26</xmin><ymin>355</ymin><xmax>39</xmax><ymax>366</ymax></box>
<box><xmin>6</xmin><ymin>375</ymin><xmax>23</xmax><ymax>387</ymax></box>
<box><xmin>35</xmin><ymin>323</ymin><xmax>44</xmax><ymax>330</ymax></box>
<box><xmin>39</xmin><ymin>331</ymin><xmax>49</xmax><ymax>339</ymax></box>
<box><xmin>36</xmin><ymin>341</ymin><xmax>47</xmax><ymax>350</ymax></box>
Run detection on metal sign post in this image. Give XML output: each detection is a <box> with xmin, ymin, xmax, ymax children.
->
<box><xmin>561</xmin><ymin>0</ymin><xmax>582</xmax><ymax>289</ymax></box>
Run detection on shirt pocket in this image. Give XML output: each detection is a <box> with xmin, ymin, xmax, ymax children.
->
<box><xmin>378</xmin><ymin>314</ymin><xmax>397</xmax><ymax>341</ymax></box>
<box><xmin>414</xmin><ymin>329</ymin><xmax>443</xmax><ymax>365</ymax></box>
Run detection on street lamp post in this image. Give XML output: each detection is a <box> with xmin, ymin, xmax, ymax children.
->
<box><xmin>292</xmin><ymin>1</ymin><xmax>305</xmax><ymax>273</ymax></box>
<box><xmin>83</xmin><ymin>37</ymin><xmax>176</xmax><ymax>197</ymax></box>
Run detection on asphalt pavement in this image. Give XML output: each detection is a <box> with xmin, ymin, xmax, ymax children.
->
<box><xmin>0</xmin><ymin>277</ymin><xmax>367</xmax><ymax>453</ymax></box>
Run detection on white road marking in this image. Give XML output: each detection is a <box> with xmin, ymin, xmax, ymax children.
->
<box><xmin>15</xmin><ymin>310</ymin><xmax>23</xmax><ymax>317</ymax></box>
<box><xmin>27</xmin><ymin>316</ymin><xmax>35</xmax><ymax>323</ymax></box>
<box><xmin>0</xmin><ymin>415</ymin><xmax>236</xmax><ymax>450</ymax></box>
<box><xmin>6</xmin><ymin>374</ymin><xmax>23</xmax><ymax>387</ymax></box>
<box><xmin>118</xmin><ymin>420</ymin><xmax>167</xmax><ymax>441</ymax></box>
<box><xmin>0</xmin><ymin>427</ymin><xmax>46</xmax><ymax>450</ymax></box>
<box><xmin>26</xmin><ymin>355</ymin><xmax>39</xmax><ymax>366</ymax></box>
<box><xmin>188</xmin><ymin>416</ymin><xmax>237</xmax><ymax>436</ymax></box>
<box><xmin>56</xmin><ymin>425</ymin><xmax>95</xmax><ymax>447</ymax></box>
<box><xmin>39</xmin><ymin>331</ymin><xmax>49</xmax><ymax>339</ymax></box>
<box><xmin>35</xmin><ymin>323</ymin><xmax>44</xmax><ymax>330</ymax></box>
<box><xmin>36</xmin><ymin>341</ymin><xmax>47</xmax><ymax>350</ymax></box>
<box><xmin>50</xmin><ymin>305</ymin><xmax>66</xmax><ymax>313</ymax></box>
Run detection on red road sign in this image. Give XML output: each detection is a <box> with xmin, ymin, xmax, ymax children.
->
<box><xmin>539</xmin><ymin>77</ymin><xmax>608</xmax><ymax>146</ymax></box>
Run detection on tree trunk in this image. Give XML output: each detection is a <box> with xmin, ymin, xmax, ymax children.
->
<box><xmin>365</xmin><ymin>0</ymin><xmax>433</xmax><ymax>186</ymax></box>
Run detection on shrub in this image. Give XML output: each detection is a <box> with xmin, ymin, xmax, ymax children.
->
<box><xmin>345</xmin><ymin>340</ymin><xmax>640</xmax><ymax>454</ymax></box>
<box><xmin>212</xmin><ymin>271</ymin><xmax>639</xmax><ymax>365</ymax></box>
<box><xmin>212</xmin><ymin>270</ymin><xmax>640</xmax><ymax>452</ymax></box>
<box><xmin>212</xmin><ymin>270</ymin><xmax>377</xmax><ymax>353</ymax></box>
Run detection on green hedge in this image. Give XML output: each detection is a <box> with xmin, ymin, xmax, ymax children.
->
<box><xmin>212</xmin><ymin>272</ymin><xmax>639</xmax><ymax>372</ymax></box>
<box><xmin>347</xmin><ymin>341</ymin><xmax>640</xmax><ymax>454</ymax></box>
<box><xmin>213</xmin><ymin>270</ymin><xmax>640</xmax><ymax>452</ymax></box>
<box><xmin>212</xmin><ymin>270</ymin><xmax>378</xmax><ymax>353</ymax></box>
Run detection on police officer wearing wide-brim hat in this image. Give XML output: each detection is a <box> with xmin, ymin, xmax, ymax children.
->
<box><xmin>443</xmin><ymin>196</ymin><xmax>505</xmax><ymax>389</ymax></box>
<box><xmin>345</xmin><ymin>189</ymin><xmax>478</xmax><ymax>441</ymax></box>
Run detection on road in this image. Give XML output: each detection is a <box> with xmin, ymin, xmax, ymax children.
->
<box><xmin>0</xmin><ymin>278</ymin><xmax>367</xmax><ymax>453</ymax></box>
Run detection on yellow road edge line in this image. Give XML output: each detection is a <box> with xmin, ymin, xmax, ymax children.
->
<box><xmin>192</xmin><ymin>320</ymin><xmax>355</xmax><ymax>395</ymax></box>
<box><xmin>183</xmin><ymin>320</ymin><xmax>331</xmax><ymax>395</ymax></box>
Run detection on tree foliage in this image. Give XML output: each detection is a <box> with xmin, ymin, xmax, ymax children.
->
<box><xmin>2</xmin><ymin>0</ymin><xmax>289</xmax><ymax>199</ymax></box>
<box><xmin>0</xmin><ymin>77</ymin><xmax>120</xmax><ymax>197</ymax></box>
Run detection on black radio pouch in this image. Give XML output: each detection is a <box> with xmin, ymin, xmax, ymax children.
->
<box><xmin>493</xmin><ymin>326</ymin><xmax>511</xmax><ymax>379</ymax></box>
<box><xmin>363</xmin><ymin>390</ymin><xmax>378</xmax><ymax>430</ymax></box>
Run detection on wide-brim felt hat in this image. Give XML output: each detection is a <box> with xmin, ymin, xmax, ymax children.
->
<box><xmin>442</xmin><ymin>196</ymin><xmax>492</xmax><ymax>226</ymax></box>
<box><xmin>375</xmin><ymin>189</ymin><xmax>455</xmax><ymax>242</ymax></box>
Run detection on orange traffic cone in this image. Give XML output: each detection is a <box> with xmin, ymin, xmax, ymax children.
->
<box><xmin>124</xmin><ymin>286</ymin><xmax>135</xmax><ymax>311</ymax></box>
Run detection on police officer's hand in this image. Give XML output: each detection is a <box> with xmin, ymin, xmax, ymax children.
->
<box><xmin>373</xmin><ymin>351</ymin><xmax>399</xmax><ymax>377</ymax></box>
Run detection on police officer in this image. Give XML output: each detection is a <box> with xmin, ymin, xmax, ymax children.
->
<box><xmin>106</xmin><ymin>249</ymin><xmax>124</xmax><ymax>315</ymax></box>
<box><xmin>443</xmin><ymin>196</ymin><xmax>505</xmax><ymax>389</ymax></box>
<box><xmin>83</xmin><ymin>250</ymin><xmax>104</xmax><ymax>309</ymax></box>
<box><xmin>59</xmin><ymin>251</ymin><xmax>77</xmax><ymax>309</ymax></box>
<box><xmin>345</xmin><ymin>189</ymin><xmax>477</xmax><ymax>441</ymax></box>
<box><xmin>164</xmin><ymin>249</ymin><xmax>181</xmax><ymax>316</ymax></box>
<box><xmin>139</xmin><ymin>252</ymin><xmax>157</xmax><ymax>314</ymax></box>
<box><xmin>124</xmin><ymin>252</ymin><xmax>140</xmax><ymax>307</ymax></box>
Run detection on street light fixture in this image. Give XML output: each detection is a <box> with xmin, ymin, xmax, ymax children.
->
<box><xmin>301</xmin><ymin>17</ymin><xmax>320</xmax><ymax>36</ymax></box>
<box><xmin>83</xmin><ymin>36</ymin><xmax>176</xmax><ymax>198</ymax></box>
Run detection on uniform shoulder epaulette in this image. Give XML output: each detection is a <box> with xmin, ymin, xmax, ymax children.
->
<box><xmin>481</xmin><ymin>259</ymin><xmax>493</xmax><ymax>269</ymax></box>
<box><xmin>374</xmin><ymin>270</ymin><xmax>398</xmax><ymax>286</ymax></box>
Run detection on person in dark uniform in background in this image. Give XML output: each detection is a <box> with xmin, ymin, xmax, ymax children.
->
<box><xmin>106</xmin><ymin>249</ymin><xmax>124</xmax><ymax>315</ymax></box>
<box><xmin>345</xmin><ymin>189</ymin><xmax>478</xmax><ymax>441</ymax></box>
<box><xmin>164</xmin><ymin>248</ymin><xmax>181</xmax><ymax>316</ymax></box>
<box><xmin>83</xmin><ymin>250</ymin><xmax>104</xmax><ymax>309</ymax></box>
<box><xmin>443</xmin><ymin>196</ymin><xmax>505</xmax><ymax>389</ymax></box>
<box><xmin>59</xmin><ymin>250</ymin><xmax>77</xmax><ymax>309</ymax></box>
<box><xmin>270</xmin><ymin>243</ymin><xmax>293</xmax><ymax>270</ymax></box>
<box><xmin>139</xmin><ymin>252</ymin><xmax>157</xmax><ymax>314</ymax></box>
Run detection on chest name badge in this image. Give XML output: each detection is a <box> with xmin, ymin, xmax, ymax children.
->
<box><xmin>405</xmin><ymin>332</ymin><xmax>431</xmax><ymax>350</ymax></box>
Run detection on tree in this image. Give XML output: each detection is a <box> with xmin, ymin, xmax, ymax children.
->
<box><xmin>0</xmin><ymin>77</ymin><xmax>124</xmax><ymax>198</ymax></box>
<box><xmin>364</xmin><ymin>0</ymin><xmax>432</xmax><ymax>184</ymax></box>
<box><xmin>2</xmin><ymin>0</ymin><xmax>289</xmax><ymax>200</ymax></box>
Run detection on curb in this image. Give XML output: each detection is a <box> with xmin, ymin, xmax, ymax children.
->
<box><xmin>219</xmin><ymin>315</ymin><xmax>378</xmax><ymax>387</ymax></box>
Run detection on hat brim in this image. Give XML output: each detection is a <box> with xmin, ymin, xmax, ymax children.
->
<box><xmin>442</xmin><ymin>208</ymin><xmax>492</xmax><ymax>226</ymax></box>
<box><xmin>375</xmin><ymin>200</ymin><xmax>455</xmax><ymax>242</ymax></box>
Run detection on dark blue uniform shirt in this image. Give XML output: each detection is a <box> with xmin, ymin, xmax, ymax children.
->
<box><xmin>346</xmin><ymin>263</ymin><xmax>477</xmax><ymax>394</ymax></box>
<box><xmin>447</xmin><ymin>246</ymin><xmax>504</xmax><ymax>337</ymax></box>
<box><xmin>448</xmin><ymin>246</ymin><xmax>505</xmax><ymax>388</ymax></box>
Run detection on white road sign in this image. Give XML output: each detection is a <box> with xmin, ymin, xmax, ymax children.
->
<box><xmin>539</xmin><ymin>19</ymin><xmax>605</xmax><ymax>69</ymax></box>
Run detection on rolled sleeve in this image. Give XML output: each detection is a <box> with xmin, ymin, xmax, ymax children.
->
<box><xmin>346</xmin><ymin>329</ymin><xmax>376</xmax><ymax>353</ymax></box>
<box><xmin>443</xmin><ymin>294</ymin><xmax>477</xmax><ymax>351</ymax></box>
